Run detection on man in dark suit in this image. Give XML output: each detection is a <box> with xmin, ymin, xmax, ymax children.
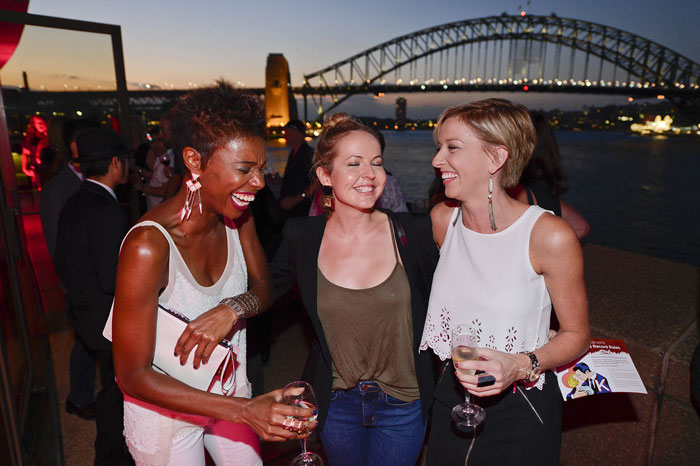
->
<box><xmin>40</xmin><ymin>118</ymin><xmax>100</xmax><ymax>420</ymax></box>
<box><xmin>278</xmin><ymin>120</ymin><xmax>317</xmax><ymax>218</ymax></box>
<box><xmin>55</xmin><ymin>127</ymin><xmax>134</xmax><ymax>465</ymax></box>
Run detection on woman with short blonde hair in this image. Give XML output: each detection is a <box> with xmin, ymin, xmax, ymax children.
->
<box><xmin>422</xmin><ymin>98</ymin><xmax>589</xmax><ymax>465</ymax></box>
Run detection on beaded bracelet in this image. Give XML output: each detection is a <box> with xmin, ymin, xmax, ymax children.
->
<box><xmin>219</xmin><ymin>292</ymin><xmax>262</xmax><ymax>320</ymax></box>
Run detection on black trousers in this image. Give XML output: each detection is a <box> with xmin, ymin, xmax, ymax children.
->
<box><xmin>426</xmin><ymin>364</ymin><xmax>562</xmax><ymax>466</ymax></box>
<box><xmin>73</xmin><ymin>323</ymin><xmax>134</xmax><ymax>466</ymax></box>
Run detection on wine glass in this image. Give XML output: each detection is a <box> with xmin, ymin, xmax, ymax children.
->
<box><xmin>450</xmin><ymin>324</ymin><xmax>486</xmax><ymax>428</ymax></box>
<box><xmin>281</xmin><ymin>381</ymin><xmax>323</xmax><ymax>466</ymax></box>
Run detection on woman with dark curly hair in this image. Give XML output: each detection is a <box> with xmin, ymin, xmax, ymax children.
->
<box><xmin>107</xmin><ymin>82</ymin><xmax>314</xmax><ymax>465</ymax></box>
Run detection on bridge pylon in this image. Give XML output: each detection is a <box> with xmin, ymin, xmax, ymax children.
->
<box><xmin>265</xmin><ymin>53</ymin><xmax>299</xmax><ymax>127</ymax></box>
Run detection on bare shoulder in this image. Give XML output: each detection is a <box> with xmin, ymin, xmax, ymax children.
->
<box><xmin>430</xmin><ymin>201</ymin><xmax>456</xmax><ymax>247</ymax></box>
<box><xmin>120</xmin><ymin>224</ymin><xmax>170</xmax><ymax>267</ymax></box>
<box><xmin>530</xmin><ymin>212</ymin><xmax>582</xmax><ymax>273</ymax></box>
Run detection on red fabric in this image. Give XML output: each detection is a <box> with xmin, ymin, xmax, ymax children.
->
<box><xmin>0</xmin><ymin>0</ymin><xmax>29</xmax><ymax>70</ymax></box>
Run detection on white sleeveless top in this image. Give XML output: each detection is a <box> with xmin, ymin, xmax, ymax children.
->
<box><xmin>104</xmin><ymin>219</ymin><xmax>250</xmax><ymax>397</ymax></box>
<box><xmin>420</xmin><ymin>206</ymin><xmax>553</xmax><ymax>362</ymax></box>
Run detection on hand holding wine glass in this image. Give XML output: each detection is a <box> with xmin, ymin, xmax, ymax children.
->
<box><xmin>281</xmin><ymin>381</ymin><xmax>323</xmax><ymax>466</ymax></box>
<box><xmin>451</xmin><ymin>324</ymin><xmax>486</xmax><ymax>428</ymax></box>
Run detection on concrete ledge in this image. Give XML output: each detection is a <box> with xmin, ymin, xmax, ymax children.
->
<box><xmin>560</xmin><ymin>244</ymin><xmax>699</xmax><ymax>466</ymax></box>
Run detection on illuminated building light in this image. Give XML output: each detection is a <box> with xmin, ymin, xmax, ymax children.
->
<box><xmin>657</xmin><ymin>95</ymin><xmax>665</xmax><ymax>100</ymax></box>
<box><xmin>523</xmin><ymin>85</ymin><xmax>529</xmax><ymax>91</ymax></box>
<box><xmin>628</xmin><ymin>97</ymin><xmax>634</xmax><ymax>102</ymax></box>
<box><xmin>76</xmin><ymin>110</ymin><xmax>83</xmax><ymax>116</ymax></box>
<box><xmin>421</xmin><ymin>85</ymin><xmax>426</xmax><ymax>90</ymax></box>
<box><xmin>521</xmin><ymin>10</ymin><xmax>527</xmax><ymax>16</ymax></box>
<box><xmin>630</xmin><ymin>115</ymin><xmax>673</xmax><ymax>134</ymax></box>
<box><xmin>443</xmin><ymin>84</ymin><xmax>448</xmax><ymax>89</ymax></box>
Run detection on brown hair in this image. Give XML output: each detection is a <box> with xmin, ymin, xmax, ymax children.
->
<box><xmin>169</xmin><ymin>80</ymin><xmax>265</xmax><ymax>165</ymax></box>
<box><xmin>312</xmin><ymin>113</ymin><xmax>381</xmax><ymax>175</ymax></box>
<box><xmin>434</xmin><ymin>98</ymin><xmax>536</xmax><ymax>188</ymax></box>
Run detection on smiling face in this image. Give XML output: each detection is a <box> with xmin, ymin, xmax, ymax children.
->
<box><xmin>316</xmin><ymin>130</ymin><xmax>385</xmax><ymax>212</ymax></box>
<box><xmin>198</xmin><ymin>137</ymin><xmax>266</xmax><ymax>219</ymax></box>
<box><xmin>432</xmin><ymin>117</ymin><xmax>498</xmax><ymax>202</ymax></box>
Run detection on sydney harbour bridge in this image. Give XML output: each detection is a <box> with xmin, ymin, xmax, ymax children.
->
<box><xmin>4</xmin><ymin>13</ymin><xmax>700</xmax><ymax>124</ymax></box>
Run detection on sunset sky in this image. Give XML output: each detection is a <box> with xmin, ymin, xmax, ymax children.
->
<box><xmin>2</xmin><ymin>0</ymin><xmax>699</xmax><ymax>117</ymax></box>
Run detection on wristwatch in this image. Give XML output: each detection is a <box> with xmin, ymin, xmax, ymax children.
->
<box><xmin>522</xmin><ymin>351</ymin><xmax>542</xmax><ymax>382</ymax></box>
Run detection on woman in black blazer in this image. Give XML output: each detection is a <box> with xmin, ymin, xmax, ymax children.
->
<box><xmin>270</xmin><ymin>113</ymin><xmax>438</xmax><ymax>466</ymax></box>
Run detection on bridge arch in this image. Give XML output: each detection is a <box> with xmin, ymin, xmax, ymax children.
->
<box><xmin>301</xmin><ymin>14</ymin><xmax>700</xmax><ymax>118</ymax></box>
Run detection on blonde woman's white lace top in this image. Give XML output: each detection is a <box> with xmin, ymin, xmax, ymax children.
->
<box><xmin>103</xmin><ymin>219</ymin><xmax>250</xmax><ymax>463</ymax></box>
<box><xmin>420</xmin><ymin>206</ymin><xmax>553</xmax><ymax>370</ymax></box>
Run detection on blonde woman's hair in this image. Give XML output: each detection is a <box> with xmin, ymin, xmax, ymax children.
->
<box><xmin>434</xmin><ymin>98</ymin><xmax>536</xmax><ymax>188</ymax></box>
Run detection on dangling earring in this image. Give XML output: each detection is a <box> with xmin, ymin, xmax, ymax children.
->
<box><xmin>180</xmin><ymin>173</ymin><xmax>202</xmax><ymax>221</ymax></box>
<box><xmin>488</xmin><ymin>173</ymin><xmax>497</xmax><ymax>231</ymax></box>
<box><xmin>322</xmin><ymin>185</ymin><xmax>333</xmax><ymax>210</ymax></box>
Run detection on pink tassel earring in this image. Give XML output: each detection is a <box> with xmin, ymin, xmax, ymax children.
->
<box><xmin>180</xmin><ymin>173</ymin><xmax>202</xmax><ymax>221</ymax></box>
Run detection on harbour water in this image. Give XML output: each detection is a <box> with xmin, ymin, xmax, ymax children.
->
<box><xmin>267</xmin><ymin>131</ymin><xmax>700</xmax><ymax>266</ymax></box>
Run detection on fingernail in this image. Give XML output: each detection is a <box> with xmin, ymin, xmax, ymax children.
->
<box><xmin>174</xmin><ymin>351</ymin><xmax>178</xmax><ymax>357</ymax></box>
<box><xmin>312</xmin><ymin>410</ymin><xmax>318</xmax><ymax>416</ymax></box>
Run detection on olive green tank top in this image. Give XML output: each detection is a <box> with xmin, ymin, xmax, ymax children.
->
<box><xmin>316</xmin><ymin>218</ymin><xmax>419</xmax><ymax>401</ymax></box>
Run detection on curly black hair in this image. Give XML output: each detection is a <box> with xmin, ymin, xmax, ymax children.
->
<box><xmin>169</xmin><ymin>80</ymin><xmax>265</xmax><ymax>165</ymax></box>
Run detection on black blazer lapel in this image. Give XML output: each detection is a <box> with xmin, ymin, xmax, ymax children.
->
<box><xmin>297</xmin><ymin>215</ymin><xmax>333</xmax><ymax>369</ymax></box>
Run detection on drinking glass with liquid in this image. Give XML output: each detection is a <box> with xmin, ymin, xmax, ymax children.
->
<box><xmin>450</xmin><ymin>324</ymin><xmax>486</xmax><ymax>428</ymax></box>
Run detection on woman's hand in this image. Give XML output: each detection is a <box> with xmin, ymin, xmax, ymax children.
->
<box><xmin>453</xmin><ymin>348</ymin><xmax>530</xmax><ymax>397</ymax></box>
<box><xmin>238</xmin><ymin>389</ymin><xmax>318</xmax><ymax>442</ymax></box>
<box><xmin>174</xmin><ymin>304</ymin><xmax>237</xmax><ymax>368</ymax></box>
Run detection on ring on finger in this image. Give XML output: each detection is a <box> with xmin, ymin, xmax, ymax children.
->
<box><xmin>283</xmin><ymin>416</ymin><xmax>295</xmax><ymax>429</ymax></box>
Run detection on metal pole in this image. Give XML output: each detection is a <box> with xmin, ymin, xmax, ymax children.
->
<box><xmin>110</xmin><ymin>25</ymin><xmax>131</xmax><ymax>144</ymax></box>
<box><xmin>0</xmin><ymin>75</ymin><xmax>27</xmax><ymax>466</ymax></box>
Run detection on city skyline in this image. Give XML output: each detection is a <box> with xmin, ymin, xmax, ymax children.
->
<box><xmin>2</xmin><ymin>0</ymin><xmax>699</xmax><ymax>118</ymax></box>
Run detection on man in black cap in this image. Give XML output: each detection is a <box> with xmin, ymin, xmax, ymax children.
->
<box><xmin>279</xmin><ymin>120</ymin><xmax>317</xmax><ymax>218</ymax></box>
<box><xmin>40</xmin><ymin>118</ymin><xmax>101</xmax><ymax>421</ymax></box>
<box><xmin>55</xmin><ymin>127</ymin><xmax>134</xmax><ymax>465</ymax></box>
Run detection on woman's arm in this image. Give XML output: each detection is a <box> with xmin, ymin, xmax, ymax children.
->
<box><xmin>430</xmin><ymin>201</ymin><xmax>454</xmax><ymax>248</ymax></box>
<box><xmin>113</xmin><ymin>227</ymin><xmax>311</xmax><ymax>441</ymax></box>
<box><xmin>560</xmin><ymin>201</ymin><xmax>590</xmax><ymax>240</ymax></box>
<box><xmin>21</xmin><ymin>146</ymin><xmax>35</xmax><ymax>178</ymax></box>
<box><xmin>453</xmin><ymin>214</ymin><xmax>590</xmax><ymax>396</ymax></box>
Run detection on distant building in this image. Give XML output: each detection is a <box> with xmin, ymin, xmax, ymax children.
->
<box><xmin>395</xmin><ymin>97</ymin><xmax>406</xmax><ymax>127</ymax></box>
<box><xmin>265</xmin><ymin>53</ymin><xmax>298</xmax><ymax>127</ymax></box>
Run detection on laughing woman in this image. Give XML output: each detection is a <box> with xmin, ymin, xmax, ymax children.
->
<box><xmin>271</xmin><ymin>113</ymin><xmax>439</xmax><ymax>466</ymax></box>
<box><xmin>420</xmin><ymin>99</ymin><xmax>590</xmax><ymax>465</ymax></box>
<box><xmin>110</xmin><ymin>82</ymin><xmax>313</xmax><ymax>466</ymax></box>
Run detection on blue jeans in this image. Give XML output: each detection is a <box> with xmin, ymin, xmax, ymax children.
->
<box><xmin>319</xmin><ymin>381</ymin><xmax>425</xmax><ymax>466</ymax></box>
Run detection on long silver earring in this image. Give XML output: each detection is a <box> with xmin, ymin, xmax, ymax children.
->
<box><xmin>488</xmin><ymin>173</ymin><xmax>497</xmax><ymax>231</ymax></box>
